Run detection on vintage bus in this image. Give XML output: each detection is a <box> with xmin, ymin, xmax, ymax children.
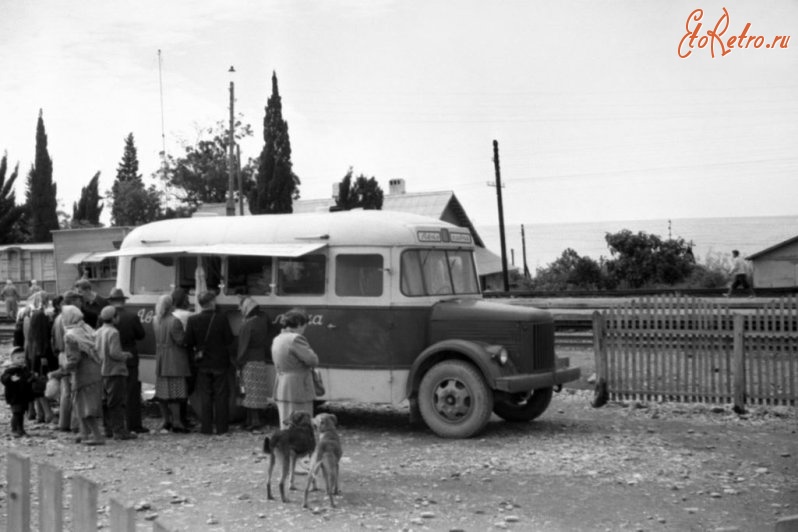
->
<box><xmin>104</xmin><ymin>210</ymin><xmax>579</xmax><ymax>438</ymax></box>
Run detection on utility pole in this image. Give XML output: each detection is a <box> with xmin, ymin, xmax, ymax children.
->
<box><xmin>521</xmin><ymin>224</ymin><xmax>531</xmax><ymax>279</ymax></box>
<box><xmin>226</xmin><ymin>66</ymin><xmax>236</xmax><ymax>217</ymax></box>
<box><xmin>488</xmin><ymin>140</ymin><xmax>510</xmax><ymax>292</ymax></box>
<box><xmin>237</xmin><ymin>144</ymin><xmax>243</xmax><ymax>215</ymax></box>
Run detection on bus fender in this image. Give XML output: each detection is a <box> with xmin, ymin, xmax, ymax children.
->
<box><xmin>405</xmin><ymin>339</ymin><xmax>502</xmax><ymax>399</ymax></box>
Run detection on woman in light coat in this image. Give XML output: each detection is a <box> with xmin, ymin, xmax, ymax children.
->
<box><xmin>153</xmin><ymin>294</ymin><xmax>192</xmax><ymax>433</ymax></box>
<box><xmin>271</xmin><ymin>308</ymin><xmax>318</xmax><ymax>427</ymax></box>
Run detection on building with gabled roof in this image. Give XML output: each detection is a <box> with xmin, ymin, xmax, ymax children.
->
<box><xmin>747</xmin><ymin>235</ymin><xmax>798</xmax><ymax>288</ymax></box>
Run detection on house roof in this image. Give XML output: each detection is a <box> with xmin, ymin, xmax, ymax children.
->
<box><xmin>748</xmin><ymin>235</ymin><xmax>798</xmax><ymax>260</ymax></box>
<box><xmin>0</xmin><ymin>243</ymin><xmax>54</xmax><ymax>253</ymax></box>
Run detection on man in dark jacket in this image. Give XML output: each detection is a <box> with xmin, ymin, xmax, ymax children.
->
<box><xmin>184</xmin><ymin>290</ymin><xmax>234</xmax><ymax>435</ymax></box>
<box><xmin>75</xmin><ymin>279</ymin><xmax>107</xmax><ymax>329</ymax></box>
<box><xmin>107</xmin><ymin>288</ymin><xmax>147</xmax><ymax>433</ymax></box>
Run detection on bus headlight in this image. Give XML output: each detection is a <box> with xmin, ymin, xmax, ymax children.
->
<box><xmin>489</xmin><ymin>346</ymin><xmax>509</xmax><ymax>366</ymax></box>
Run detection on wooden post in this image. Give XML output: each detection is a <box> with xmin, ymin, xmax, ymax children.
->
<box><xmin>593</xmin><ymin>311</ymin><xmax>607</xmax><ymax>381</ymax></box>
<box><xmin>110</xmin><ymin>498</ymin><xmax>136</xmax><ymax>532</ymax></box>
<box><xmin>39</xmin><ymin>463</ymin><xmax>63</xmax><ymax>532</ymax></box>
<box><xmin>152</xmin><ymin>520</ymin><xmax>173</xmax><ymax>532</ymax></box>
<box><xmin>72</xmin><ymin>476</ymin><xmax>98</xmax><ymax>531</ymax></box>
<box><xmin>775</xmin><ymin>514</ymin><xmax>798</xmax><ymax>532</ymax></box>
<box><xmin>7</xmin><ymin>452</ymin><xmax>31</xmax><ymax>532</ymax></box>
<box><xmin>733</xmin><ymin>313</ymin><xmax>746</xmax><ymax>413</ymax></box>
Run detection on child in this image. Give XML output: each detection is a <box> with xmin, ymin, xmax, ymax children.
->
<box><xmin>96</xmin><ymin>305</ymin><xmax>136</xmax><ymax>440</ymax></box>
<box><xmin>2</xmin><ymin>347</ymin><xmax>35</xmax><ymax>437</ymax></box>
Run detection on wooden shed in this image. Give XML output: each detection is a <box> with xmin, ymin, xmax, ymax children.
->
<box><xmin>0</xmin><ymin>243</ymin><xmax>56</xmax><ymax>297</ymax></box>
<box><xmin>747</xmin><ymin>236</ymin><xmax>798</xmax><ymax>288</ymax></box>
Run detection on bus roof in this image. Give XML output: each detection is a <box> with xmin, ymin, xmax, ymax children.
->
<box><xmin>111</xmin><ymin>210</ymin><xmax>474</xmax><ymax>257</ymax></box>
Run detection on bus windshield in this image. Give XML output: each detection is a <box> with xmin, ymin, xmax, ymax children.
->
<box><xmin>400</xmin><ymin>249</ymin><xmax>480</xmax><ymax>296</ymax></box>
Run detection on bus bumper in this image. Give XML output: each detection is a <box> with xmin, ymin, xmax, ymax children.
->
<box><xmin>494</xmin><ymin>366</ymin><xmax>581</xmax><ymax>393</ymax></box>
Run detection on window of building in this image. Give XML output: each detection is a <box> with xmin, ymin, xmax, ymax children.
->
<box><xmin>335</xmin><ymin>254</ymin><xmax>383</xmax><ymax>297</ymax></box>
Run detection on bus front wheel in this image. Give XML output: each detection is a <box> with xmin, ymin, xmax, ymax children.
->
<box><xmin>493</xmin><ymin>387</ymin><xmax>553</xmax><ymax>422</ymax></box>
<box><xmin>418</xmin><ymin>360</ymin><xmax>493</xmax><ymax>438</ymax></box>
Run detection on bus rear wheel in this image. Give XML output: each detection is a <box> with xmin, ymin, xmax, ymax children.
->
<box><xmin>418</xmin><ymin>360</ymin><xmax>493</xmax><ymax>438</ymax></box>
<box><xmin>493</xmin><ymin>387</ymin><xmax>553</xmax><ymax>422</ymax></box>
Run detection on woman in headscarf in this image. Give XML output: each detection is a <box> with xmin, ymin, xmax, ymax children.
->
<box><xmin>236</xmin><ymin>296</ymin><xmax>277</xmax><ymax>431</ymax></box>
<box><xmin>62</xmin><ymin>305</ymin><xmax>105</xmax><ymax>445</ymax></box>
<box><xmin>271</xmin><ymin>308</ymin><xmax>319</xmax><ymax>428</ymax></box>
<box><xmin>153</xmin><ymin>294</ymin><xmax>191</xmax><ymax>433</ymax></box>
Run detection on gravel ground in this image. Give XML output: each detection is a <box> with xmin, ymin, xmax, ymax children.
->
<box><xmin>1</xmin><ymin>345</ymin><xmax>797</xmax><ymax>531</ymax></box>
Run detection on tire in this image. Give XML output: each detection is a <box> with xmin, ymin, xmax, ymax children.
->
<box><xmin>493</xmin><ymin>387</ymin><xmax>553</xmax><ymax>422</ymax></box>
<box><xmin>418</xmin><ymin>360</ymin><xmax>493</xmax><ymax>438</ymax></box>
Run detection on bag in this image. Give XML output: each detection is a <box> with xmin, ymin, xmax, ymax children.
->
<box><xmin>312</xmin><ymin>369</ymin><xmax>325</xmax><ymax>396</ymax></box>
<box><xmin>44</xmin><ymin>375</ymin><xmax>61</xmax><ymax>400</ymax></box>
<box><xmin>193</xmin><ymin>315</ymin><xmax>214</xmax><ymax>363</ymax></box>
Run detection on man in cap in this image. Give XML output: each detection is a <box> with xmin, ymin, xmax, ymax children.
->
<box><xmin>107</xmin><ymin>287</ymin><xmax>147</xmax><ymax>433</ymax></box>
<box><xmin>74</xmin><ymin>279</ymin><xmax>107</xmax><ymax>328</ymax></box>
<box><xmin>184</xmin><ymin>290</ymin><xmax>234</xmax><ymax>435</ymax></box>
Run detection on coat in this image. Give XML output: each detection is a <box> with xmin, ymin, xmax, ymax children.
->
<box><xmin>95</xmin><ymin>323</ymin><xmax>130</xmax><ymax>377</ymax></box>
<box><xmin>184</xmin><ymin>309</ymin><xmax>234</xmax><ymax>372</ymax></box>
<box><xmin>154</xmin><ymin>314</ymin><xmax>192</xmax><ymax>377</ymax></box>
<box><xmin>272</xmin><ymin>331</ymin><xmax>319</xmax><ymax>403</ymax></box>
<box><xmin>64</xmin><ymin>333</ymin><xmax>102</xmax><ymax>391</ymax></box>
<box><xmin>236</xmin><ymin>312</ymin><xmax>276</xmax><ymax>368</ymax></box>
<box><xmin>1</xmin><ymin>365</ymin><xmax>34</xmax><ymax>405</ymax></box>
<box><xmin>114</xmin><ymin>307</ymin><xmax>145</xmax><ymax>367</ymax></box>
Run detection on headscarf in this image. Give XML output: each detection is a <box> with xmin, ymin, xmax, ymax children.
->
<box><xmin>28</xmin><ymin>291</ymin><xmax>44</xmax><ymax>311</ymax></box>
<box><xmin>61</xmin><ymin>305</ymin><xmax>99</xmax><ymax>363</ymax></box>
<box><xmin>239</xmin><ymin>296</ymin><xmax>258</xmax><ymax>320</ymax></box>
<box><xmin>154</xmin><ymin>294</ymin><xmax>173</xmax><ymax>328</ymax></box>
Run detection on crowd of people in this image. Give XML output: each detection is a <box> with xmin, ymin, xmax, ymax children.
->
<box><xmin>2</xmin><ymin>278</ymin><xmax>322</xmax><ymax>442</ymax></box>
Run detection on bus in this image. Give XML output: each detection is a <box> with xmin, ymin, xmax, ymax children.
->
<box><xmin>104</xmin><ymin>210</ymin><xmax>579</xmax><ymax>438</ymax></box>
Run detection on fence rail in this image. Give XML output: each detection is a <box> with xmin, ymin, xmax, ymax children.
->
<box><xmin>5</xmin><ymin>451</ymin><xmax>173</xmax><ymax>532</ymax></box>
<box><xmin>593</xmin><ymin>295</ymin><xmax>798</xmax><ymax>409</ymax></box>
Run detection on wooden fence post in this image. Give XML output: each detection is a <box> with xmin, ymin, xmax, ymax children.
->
<box><xmin>593</xmin><ymin>310</ymin><xmax>607</xmax><ymax>381</ymax></box>
<box><xmin>110</xmin><ymin>498</ymin><xmax>136</xmax><ymax>532</ymax></box>
<box><xmin>7</xmin><ymin>451</ymin><xmax>31</xmax><ymax>532</ymax></box>
<box><xmin>152</xmin><ymin>520</ymin><xmax>173</xmax><ymax>532</ymax></box>
<box><xmin>733</xmin><ymin>313</ymin><xmax>746</xmax><ymax>413</ymax></box>
<box><xmin>38</xmin><ymin>462</ymin><xmax>63</xmax><ymax>532</ymax></box>
<box><xmin>72</xmin><ymin>475</ymin><xmax>98</xmax><ymax>531</ymax></box>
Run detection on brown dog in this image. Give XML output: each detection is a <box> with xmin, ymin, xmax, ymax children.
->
<box><xmin>303</xmin><ymin>413</ymin><xmax>343</xmax><ymax>509</ymax></box>
<box><xmin>263</xmin><ymin>411</ymin><xmax>315</xmax><ymax>503</ymax></box>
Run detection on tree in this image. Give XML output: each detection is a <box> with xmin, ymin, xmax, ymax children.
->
<box><xmin>249</xmin><ymin>71</ymin><xmax>300</xmax><ymax>214</ymax></box>
<box><xmin>334</xmin><ymin>168</ymin><xmax>384</xmax><ymax>210</ymax></box>
<box><xmin>531</xmin><ymin>248</ymin><xmax>604</xmax><ymax>290</ymax></box>
<box><xmin>26</xmin><ymin>110</ymin><xmax>59</xmax><ymax>242</ymax></box>
<box><xmin>0</xmin><ymin>152</ymin><xmax>26</xmax><ymax>244</ymax></box>
<box><xmin>109</xmin><ymin>133</ymin><xmax>161</xmax><ymax>226</ymax></box>
<box><xmin>159</xmin><ymin>118</ymin><xmax>256</xmax><ymax>211</ymax></box>
<box><xmin>71</xmin><ymin>171</ymin><xmax>104</xmax><ymax>227</ymax></box>
<box><xmin>604</xmin><ymin>229</ymin><xmax>695</xmax><ymax>288</ymax></box>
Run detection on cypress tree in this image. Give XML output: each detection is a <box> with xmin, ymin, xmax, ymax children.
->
<box><xmin>0</xmin><ymin>152</ymin><xmax>26</xmax><ymax>244</ymax></box>
<box><xmin>110</xmin><ymin>133</ymin><xmax>161</xmax><ymax>226</ymax></box>
<box><xmin>72</xmin><ymin>171</ymin><xmax>104</xmax><ymax>227</ymax></box>
<box><xmin>249</xmin><ymin>71</ymin><xmax>299</xmax><ymax>214</ymax></box>
<box><xmin>26</xmin><ymin>110</ymin><xmax>59</xmax><ymax>242</ymax></box>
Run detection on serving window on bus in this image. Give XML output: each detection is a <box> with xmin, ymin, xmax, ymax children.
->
<box><xmin>400</xmin><ymin>249</ymin><xmax>479</xmax><ymax>297</ymax></box>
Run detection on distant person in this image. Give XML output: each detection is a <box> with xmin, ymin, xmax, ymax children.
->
<box><xmin>153</xmin><ymin>294</ymin><xmax>191</xmax><ymax>433</ymax></box>
<box><xmin>107</xmin><ymin>288</ymin><xmax>147</xmax><ymax>433</ymax></box>
<box><xmin>96</xmin><ymin>305</ymin><xmax>137</xmax><ymax>440</ymax></box>
<box><xmin>725</xmin><ymin>250</ymin><xmax>755</xmax><ymax>297</ymax></box>
<box><xmin>25</xmin><ymin>291</ymin><xmax>56</xmax><ymax>424</ymax></box>
<box><xmin>184</xmin><ymin>290</ymin><xmax>234</xmax><ymax>435</ymax></box>
<box><xmin>50</xmin><ymin>291</ymin><xmax>83</xmax><ymax>432</ymax></box>
<box><xmin>1</xmin><ymin>280</ymin><xmax>19</xmax><ymax>321</ymax></box>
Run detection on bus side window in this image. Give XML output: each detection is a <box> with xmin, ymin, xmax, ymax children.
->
<box><xmin>131</xmin><ymin>256</ymin><xmax>175</xmax><ymax>294</ymax></box>
<box><xmin>178</xmin><ymin>256</ymin><xmax>222</xmax><ymax>294</ymax></box>
<box><xmin>335</xmin><ymin>254</ymin><xmax>383</xmax><ymax>297</ymax></box>
<box><xmin>400</xmin><ymin>250</ymin><xmax>425</xmax><ymax>296</ymax></box>
<box><xmin>277</xmin><ymin>255</ymin><xmax>326</xmax><ymax>295</ymax></box>
<box><xmin>227</xmin><ymin>255</ymin><xmax>272</xmax><ymax>296</ymax></box>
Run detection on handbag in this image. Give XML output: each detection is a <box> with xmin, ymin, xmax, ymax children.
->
<box><xmin>44</xmin><ymin>375</ymin><xmax>61</xmax><ymax>400</ymax></box>
<box><xmin>312</xmin><ymin>369</ymin><xmax>325</xmax><ymax>396</ymax></box>
<box><xmin>194</xmin><ymin>314</ymin><xmax>215</xmax><ymax>362</ymax></box>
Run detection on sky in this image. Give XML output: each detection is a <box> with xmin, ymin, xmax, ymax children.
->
<box><xmin>0</xmin><ymin>0</ymin><xmax>796</xmax><ymax>233</ymax></box>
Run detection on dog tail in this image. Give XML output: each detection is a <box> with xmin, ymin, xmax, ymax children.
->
<box><xmin>263</xmin><ymin>436</ymin><xmax>271</xmax><ymax>454</ymax></box>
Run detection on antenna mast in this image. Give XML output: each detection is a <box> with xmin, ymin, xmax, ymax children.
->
<box><xmin>158</xmin><ymin>49</ymin><xmax>167</xmax><ymax>170</ymax></box>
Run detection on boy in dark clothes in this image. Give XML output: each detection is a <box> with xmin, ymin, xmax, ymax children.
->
<box><xmin>2</xmin><ymin>347</ymin><xmax>36</xmax><ymax>437</ymax></box>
